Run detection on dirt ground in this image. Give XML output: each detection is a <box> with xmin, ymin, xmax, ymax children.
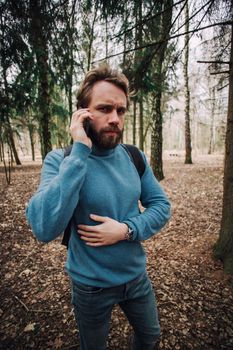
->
<box><xmin>0</xmin><ymin>154</ymin><xmax>233</xmax><ymax>350</ymax></box>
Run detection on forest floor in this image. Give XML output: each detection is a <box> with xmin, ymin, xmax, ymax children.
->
<box><xmin>0</xmin><ymin>154</ymin><xmax>233</xmax><ymax>350</ymax></box>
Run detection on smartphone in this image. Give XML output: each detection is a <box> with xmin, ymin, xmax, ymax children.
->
<box><xmin>83</xmin><ymin>118</ymin><xmax>90</xmax><ymax>137</ymax></box>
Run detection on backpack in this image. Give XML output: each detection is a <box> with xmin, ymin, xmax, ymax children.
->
<box><xmin>61</xmin><ymin>143</ymin><xmax>145</xmax><ymax>248</ymax></box>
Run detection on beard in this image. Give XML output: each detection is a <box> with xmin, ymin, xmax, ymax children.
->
<box><xmin>88</xmin><ymin>123</ymin><xmax>123</xmax><ymax>149</ymax></box>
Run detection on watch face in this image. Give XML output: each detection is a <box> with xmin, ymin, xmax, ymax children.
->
<box><xmin>128</xmin><ymin>228</ymin><xmax>134</xmax><ymax>241</ymax></box>
<box><xmin>129</xmin><ymin>233</ymin><xmax>133</xmax><ymax>241</ymax></box>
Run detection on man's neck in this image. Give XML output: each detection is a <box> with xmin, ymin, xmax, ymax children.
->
<box><xmin>91</xmin><ymin>143</ymin><xmax>117</xmax><ymax>156</ymax></box>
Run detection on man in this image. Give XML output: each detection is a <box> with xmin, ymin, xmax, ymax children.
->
<box><xmin>26</xmin><ymin>65</ymin><xmax>171</xmax><ymax>350</ymax></box>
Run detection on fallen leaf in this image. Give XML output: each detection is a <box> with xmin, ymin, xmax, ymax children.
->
<box><xmin>24</xmin><ymin>323</ymin><xmax>36</xmax><ymax>332</ymax></box>
<box><xmin>54</xmin><ymin>337</ymin><xmax>63</xmax><ymax>349</ymax></box>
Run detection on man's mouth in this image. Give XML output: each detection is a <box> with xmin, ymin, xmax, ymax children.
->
<box><xmin>103</xmin><ymin>128</ymin><xmax>121</xmax><ymax>136</ymax></box>
<box><xmin>104</xmin><ymin>131</ymin><xmax>118</xmax><ymax>135</ymax></box>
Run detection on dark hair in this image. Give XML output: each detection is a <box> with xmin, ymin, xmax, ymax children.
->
<box><xmin>76</xmin><ymin>65</ymin><xmax>130</xmax><ymax>109</ymax></box>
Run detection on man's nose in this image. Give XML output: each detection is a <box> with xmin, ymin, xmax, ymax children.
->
<box><xmin>108</xmin><ymin>109</ymin><xmax>120</xmax><ymax>124</ymax></box>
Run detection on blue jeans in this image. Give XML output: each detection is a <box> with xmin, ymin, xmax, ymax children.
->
<box><xmin>71</xmin><ymin>272</ymin><xmax>160</xmax><ymax>350</ymax></box>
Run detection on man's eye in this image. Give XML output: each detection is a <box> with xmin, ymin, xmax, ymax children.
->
<box><xmin>100</xmin><ymin>106</ymin><xmax>111</xmax><ymax>113</ymax></box>
<box><xmin>117</xmin><ymin>108</ymin><xmax>126</xmax><ymax>116</ymax></box>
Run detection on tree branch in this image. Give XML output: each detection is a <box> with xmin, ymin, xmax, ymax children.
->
<box><xmin>210</xmin><ymin>70</ymin><xmax>229</xmax><ymax>75</ymax></box>
<box><xmin>50</xmin><ymin>0</ymin><xmax>70</xmax><ymax>12</ymax></box>
<box><xmin>169</xmin><ymin>0</ymin><xmax>214</xmax><ymax>69</ymax></box>
<box><xmin>92</xmin><ymin>20</ymin><xmax>233</xmax><ymax>64</ymax></box>
<box><xmin>197</xmin><ymin>60</ymin><xmax>230</xmax><ymax>64</ymax></box>
<box><xmin>173</xmin><ymin>0</ymin><xmax>213</xmax><ymax>36</ymax></box>
<box><xmin>109</xmin><ymin>0</ymin><xmax>186</xmax><ymax>40</ymax></box>
<box><xmin>218</xmin><ymin>83</ymin><xmax>229</xmax><ymax>91</ymax></box>
<box><xmin>14</xmin><ymin>295</ymin><xmax>29</xmax><ymax>312</ymax></box>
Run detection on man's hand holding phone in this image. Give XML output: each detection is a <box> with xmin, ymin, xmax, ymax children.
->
<box><xmin>70</xmin><ymin>109</ymin><xmax>93</xmax><ymax>149</ymax></box>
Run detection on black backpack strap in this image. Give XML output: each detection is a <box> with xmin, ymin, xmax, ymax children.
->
<box><xmin>61</xmin><ymin>145</ymin><xmax>73</xmax><ymax>248</ymax></box>
<box><xmin>121</xmin><ymin>144</ymin><xmax>145</xmax><ymax>178</ymax></box>
<box><xmin>62</xmin><ymin>220</ymin><xmax>72</xmax><ymax>247</ymax></box>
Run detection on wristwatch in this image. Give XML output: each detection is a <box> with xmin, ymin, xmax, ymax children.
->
<box><xmin>125</xmin><ymin>225</ymin><xmax>134</xmax><ymax>241</ymax></box>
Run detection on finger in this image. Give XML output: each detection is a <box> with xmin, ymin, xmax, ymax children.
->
<box><xmin>78</xmin><ymin>229</ymin><xmax>99</xmax><ymax>237</ymax></box>
<box><xmin>90</xmin><ymin>214</ymin><xmax>108</xmax><ymax>223</ymax></box>
<box><xmin>86</xmin><ymin>242</ymin><xmax>105</xmax><ymax>247</ymax></box>
<box><xmin>71</xmin><ymin>109</ymin><xmax>92</xmax><ymax>123</ymax></box>
<box><xmin>71</xmin><ymin>110</ymin><xmax>82</xmax><ymax>122</ymax></box>
<box><xmin>78</xmin><ymin>225</ymin><xmax>99</xmax><ymax>232</ymax></box>
<box><xmin>72</xmin><ymin>108</ymin><xmax>89</xmax><ymax>117</ymax></box>
<box><xmin>80</xmin><ymin>236</ymin><xmax>102</xmax><ymax>243</ymax></box>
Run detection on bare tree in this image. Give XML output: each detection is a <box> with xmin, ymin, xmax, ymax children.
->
<box><xmin>183</xmin><ymin>0</ymin><xmax>192</xmax><ymax>164</ymax></box>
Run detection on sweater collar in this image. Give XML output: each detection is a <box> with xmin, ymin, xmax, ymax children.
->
<box><xmin>91</xmin><ymin>143</ymin><xmax>117</xmax><ymax>156</ymax></box>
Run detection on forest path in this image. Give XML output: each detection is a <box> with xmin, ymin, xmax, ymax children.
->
<box><xmin>0</xmin><ymin>154</ymin><xmax>232</xmax><ymax>350</ymax></box>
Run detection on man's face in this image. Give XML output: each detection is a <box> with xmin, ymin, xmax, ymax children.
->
<box><xmin>87</xmin><ymin>81</ymin><xmax>127</xmax><ymax>149</ymax></box>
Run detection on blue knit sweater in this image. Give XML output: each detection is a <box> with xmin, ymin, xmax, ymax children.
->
<box><xmin>26</xmin><ymin>142</ymin><xmax>171</xmax><ymax>287</ymax></box>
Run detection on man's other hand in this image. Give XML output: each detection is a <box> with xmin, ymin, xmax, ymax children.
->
<box><xmin>77</xmin><ymin>214</ymin><xmax>128</xmax><ymax>247</ymax></box>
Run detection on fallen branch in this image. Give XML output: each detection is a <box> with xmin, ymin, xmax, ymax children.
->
<box><xmin>14</xmin><ymin>295</ymin><xmax>29</xmax><ymax>312</ymax></box>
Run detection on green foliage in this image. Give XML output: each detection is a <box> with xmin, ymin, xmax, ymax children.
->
<box><xmin>1</xmin><ymin>0</ymin><xmax>178</xmax><ymax>159</ymax></box>
<box><xmin>98</xmin><ymin>0</ymin><xmax>126</xmax><ymax>19</ymax></box>
<box><xmin>1</xmin><ymin>0</ymin><xmax>81</xmax><ymax>158</ymax></box>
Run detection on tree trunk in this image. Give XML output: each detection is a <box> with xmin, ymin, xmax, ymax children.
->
<box><xmin>0</xmin><ymin>132</ymin><xmax>12</xmax><ymax>185</ymax></box>
<box><xmin>138</xmin><ymin>0</ymin><xmax>144</xmax><ymax>151</ymax></box>
<box><xmin>139</xmin><ymin>93</ymin><xmax>144</xmax><ymax>151</ymax></box>
<box><xmin>184</xmin><ymin>0</ymin><xmax>192</xmax><ymax>164</ymax></box>
<box><xmin>0</xmin><ymin>138</ymin><xmax>2</xmax><ymax>162</ymax></box>
<box><xmin>133</xmin><ymin>99</ymin><xmax>137</xmax><ymax>145</ymax></box>
<box><xmin>151</xmin><ymin>76</ymin><xmax>164</xmax><ymax>181</ymax></box>
<box><xmin>87</xmin><ymin>4</ymin><xmax>97</xmax><ymax>71</ymax></box>
<box><xmin>150</xmin><ymin>0</ymin><xmax>173</xmax><ymax>180</ymax></box>
<box><xmin>208</xmin><ymin>87</ymin><xmax>216</xmax><ymax>154</ymax></box>
<box><xmin>8</xmin><ymin>124</ymin><xmax>21</xmax><ymax>165</ymax></box>
<box><xmin>28</xmin><ymin>124</ymin><xmax>35</xmax><ymax>161</ymax></box>
<box><xmin>67</xmin><ymin>35</ymin><xmax>73</xmax><ymax>121</ymax></box>
<box><xmin>214</xmin><ymin>24</ymin><xmax>233</xmax><ymax>275</ymax></box>
<box><xmin>29</xmin><ymin>0</ymin><xmax>52</xmax><ymax>160</ymax></box>
<box><xmin>105</xmin><ymin>17</ymin><xmax>108</xmax><ymax>59</ymax></box>
<box><xmin>122</xmin><ymin>3</ymin><xmax>128</xmax><ymax>68</ymax></box>
<box><xmin>6</xmin><ymin>118</ymin><xmax>21</xmax><ymax>165</ymax></box>
<box><xmin>38</xmin><ymin>49</ymin><xmax>52</xmax><ymax>159</ymax></box>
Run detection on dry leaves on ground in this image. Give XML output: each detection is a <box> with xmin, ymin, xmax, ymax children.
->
<box><xmin>0</xmin><ymin>154</ymin><xmax>232</xmax><ymax>350</ymax></box>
